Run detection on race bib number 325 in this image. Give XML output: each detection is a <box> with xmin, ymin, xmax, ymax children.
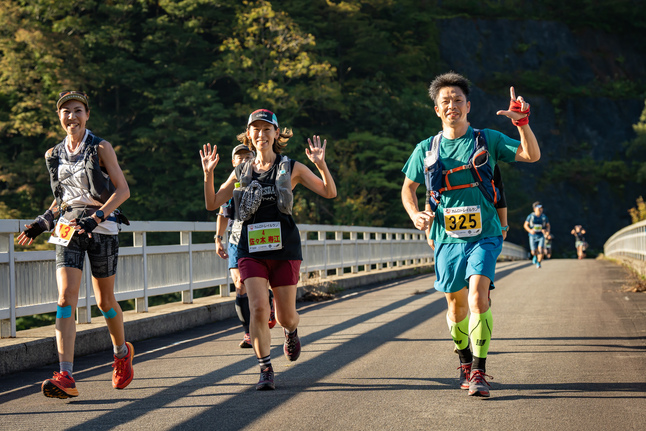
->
<box><xmin>443</xmin><ymin>205</ymin><xmax>482</xmax><ymax>238</ymax></box>
<box><xmin>248</xmin><ymin>221</ymin><xmax>283</xmax><ymax>252</ymax></box>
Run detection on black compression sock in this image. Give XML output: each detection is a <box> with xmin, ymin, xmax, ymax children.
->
<box><xmin>235</xmin><ymin>294</ymin><xmax>251</xmax><ymax>333</ymax></box>
<box><xmin>473</xmin><ymin>356</ymin><xmax>486</xmax><ymax>372</ymax></box>
<box><xmin>457</xmin><ymin>347</ymin><xmax>473</xmax><ymax>364</ymax></box>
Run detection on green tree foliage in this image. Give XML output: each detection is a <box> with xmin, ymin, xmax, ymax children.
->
<box><xmin>626</xmin><ymin>101</ymin><xmax>646</xmax><ymax>223</ymax></box>
<box><xmin>628</xmin><ymin>196</ymin><xmax>646</xmax><ymax>224</ymax></box>
<box><xmin>1</xmin><ymin>0</ymin><xmax>645</xmax><ymax>233</ymax></box>
<box><xmin>626</xmin><ymin>101</ymin><xmax>646</xmax><ymax>183</ymax></box>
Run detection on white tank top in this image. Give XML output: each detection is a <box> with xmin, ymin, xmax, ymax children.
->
<box><xmin>59</xmin><ymin>130</ymin><xmax>118</xmax><ymax>235</ymax></box>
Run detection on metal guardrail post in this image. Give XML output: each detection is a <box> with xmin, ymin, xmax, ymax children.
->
<box><xmin>0</xmin><ymin>233</ymin><xmax>17</xmax><ymax>338</ymax></box>
<box><xmin>181</xmin><ymin>231</ymin><xmax>193</xmax><ymax>304</ymax></box>
<box><xmin>364</xmin><ymin>231</ymin><xmax>372</xmax><ymax>272</ymax></box>
<box><xmin>335</xmin><ymin>231</ymin><xmax>343</xmax><ymax>276</ymax></box>
<box><xmin>387</xmin><ymin>232</ymin><xmax>393</xmax><ymax>269</ymax></box>
<box><xmin>319</xmin><ymin>230</ymin><xmax>327</xmax><ymax>279</ymax></box>
<box><xmin>351</xmin><ymin>232</ymin><xmax>358</xmax><ymax>273</ymax></box>
<box><xmin>134</xmin><ymin>231</ymin><xmax>148</xmax><ymax>312</ymax></box>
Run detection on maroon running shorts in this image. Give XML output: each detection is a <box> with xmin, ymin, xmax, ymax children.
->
<box><xmin>238</xmin><ymin>257</ymin><xmax>301</xmax><ymax>287</ymax></box>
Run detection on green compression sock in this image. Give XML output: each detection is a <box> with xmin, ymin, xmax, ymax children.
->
<box><xmin>469</xmin><ymin>308</ymin><xmax>493</xmax><ymax>359</ymax></box>
<box><xmin>447</xmin><ymin>314</ymin><xmax>470</xmax><ymax>352</ymax></box>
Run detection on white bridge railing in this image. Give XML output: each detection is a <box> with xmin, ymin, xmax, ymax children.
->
<box><xmin>0</xmin><ymin>220</ymin><xmax>526</xmax><ymax>338</ymax></box>
<box><xmin>604</xmin><ymin>219</ymin><xmax>646</xmax><ymax>261</ymax></box>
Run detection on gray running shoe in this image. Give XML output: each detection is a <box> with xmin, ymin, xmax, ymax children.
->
<box><xmin>458</xmin><ymin>362</ymin><xmax>472</xmax><ymax>390</ymax></box>
<box><xmin>468</xmin><ymin>369</ymin><xmax>492</xmax><ymax>397</ymax></box>
<box><xmin>256</xmin><ymin>366</ymin><xmax>275</xmax><ymax>391</ymax></box>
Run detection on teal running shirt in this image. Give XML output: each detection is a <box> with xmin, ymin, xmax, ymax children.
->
<box><xmin>402</xmin><ymin>126</ymin><xmax>520</xmax><ymax>244</ymax></box>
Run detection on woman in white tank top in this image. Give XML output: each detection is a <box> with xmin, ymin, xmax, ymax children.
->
<box><xmin>17</xmin><ymin>91</ymin><xmax>133</xmax><ymax>399</ymax></box>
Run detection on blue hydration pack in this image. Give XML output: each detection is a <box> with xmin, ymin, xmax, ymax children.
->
<box><xmin>424</xmin><ymin>129</ymin><xmax>500</xmax><ymax>212</ymax></box>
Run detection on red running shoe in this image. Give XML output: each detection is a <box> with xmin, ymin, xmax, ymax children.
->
<box><xmin>42</xmin><ymin>371</ymin><xmax>79</xmax><ymax>399</ymax></box>
<box><xmin>268</xmin><ymin>289</ymin><xmax>276</xmax><ymax>329</ymax></box>
<box><xmin>112</xmin><ymin>342</ymin><xmax>134</xmax><ymax>389</ymax></box>
<box><xmin>283</xmin><ymin>328</ymin><xmax>301</xmax><ymax>362</ymax></box>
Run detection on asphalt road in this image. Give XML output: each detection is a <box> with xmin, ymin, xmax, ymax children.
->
<box><xmin>1</xmin><ymin>259</ymin><xmax>645</xmax><ymax>431</ymax></box>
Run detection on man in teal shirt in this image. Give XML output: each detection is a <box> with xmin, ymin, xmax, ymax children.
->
<box><xmin>401</xmin><ymin>72</ymin><xmax>540</xmax><ymax>397</ymax></box>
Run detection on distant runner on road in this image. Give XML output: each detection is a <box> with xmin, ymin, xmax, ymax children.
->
<box><xmin>524</xmin><ymin>201</ymin><xmax>550</xmax><ymax>269</ymax></box>
<box><xmin>571</xmin><ymin>225</ymin><xmax>587</xmax><ymax>259</ymax></box>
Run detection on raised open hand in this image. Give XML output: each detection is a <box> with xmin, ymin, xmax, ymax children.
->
<box><xmin>200</xmin><ymin>143</ymin><xmax>220</xmax><ymax>173</ymax></box>
<box><xmin>305</xmin><ymin>135</ymin><xmax>327</xmax><ymax>166</ymax></box>
<box><xmin>496</xmin><ymin>86</ymin><xmax>531</xmax><ymax>126</ymax></box>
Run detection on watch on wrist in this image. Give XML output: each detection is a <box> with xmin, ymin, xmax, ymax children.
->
<box><xmin>501</xmin><ymin>225</ymin><xmax>509</xmax><ymax>232</ymax></box>
<box><xmin>95</xmin><ymin>210</ymin><xmax>106</xmax><ymax>222</ymax></box>
<box><xmin>214</xmin><ymin>235</ymin><xmax>223</xmax><ymax>241</ymax></box>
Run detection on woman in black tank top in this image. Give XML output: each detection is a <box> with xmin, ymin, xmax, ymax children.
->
<box><xmin>201</xmin><ymin>109</ymin><xmax>336</xmax><ymax>391</ymax></box>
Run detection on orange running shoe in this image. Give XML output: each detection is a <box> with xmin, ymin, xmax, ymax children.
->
<box><xmin>239</xmin><ymin>333</ymin><xmax>252</xmax><ymax>348</ymax></box>
<box><xmin>42</xmin><ymin>371</ymin><xmax>79</xmax><ymax>399</ymax></box>
<box><xmin>112</xmin><ymin>342</ymin><xmax>134</xmax><ymax>389</ymax></box>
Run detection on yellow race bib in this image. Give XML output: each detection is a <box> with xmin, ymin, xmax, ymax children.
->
<box><xmin>247</xmin><ymin>221</ymin><xmax>283</xmax><ymax>252</ymax></box>
<box><xmin>443</xmin><ymin>205</ymin><xmax>482</xmax><ymax>238</ymax></box>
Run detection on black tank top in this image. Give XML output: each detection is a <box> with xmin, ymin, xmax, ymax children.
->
<box><xmin>234</xmin><ymin>157</ymin><xmax>302</xmax><ymax>261</ymax></box>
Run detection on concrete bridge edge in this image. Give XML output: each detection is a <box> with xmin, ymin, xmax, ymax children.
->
<box><xmin>0</xmin><ymin>264</ymin><xmax>433</xmax><ymax>376</ymax></box>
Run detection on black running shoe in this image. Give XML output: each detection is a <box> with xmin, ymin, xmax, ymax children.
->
<box><xmin>256</xmin><ymin>366</ymin><xmax>275</xmax><ymax>391</ymax></box>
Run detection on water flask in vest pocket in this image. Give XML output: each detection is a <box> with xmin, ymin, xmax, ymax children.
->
<box><xmin>424</xmin><ymin>151</ymin><xmax>444</xmax><ymax>212</ymax></box>
<box><xmin>470</xmin><ymin>149</ymin><xmax>499</xmax><ymax>204</ymax></box>
<box><xmin>276</xmin><ymin>167</ymin><xmax>293</xmax><ymax>215</ymax></box>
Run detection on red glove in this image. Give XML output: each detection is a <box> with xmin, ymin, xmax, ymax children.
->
<box><xmin>509</xmin><ymin>99</ymin><xmax>530</xmax><ymax>126</ymax></box>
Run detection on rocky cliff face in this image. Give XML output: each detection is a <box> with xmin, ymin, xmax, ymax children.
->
<box><xmin>437</xmin><ymin>18</ymin><xmax>645</xmax><ymax>255</ymax></box>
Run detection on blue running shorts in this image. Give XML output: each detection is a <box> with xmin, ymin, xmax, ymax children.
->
<box><xmin>528</xmin><ymin>234</ymin><xmax>545</xmax><ymax>252</ymax></box>
<box><xmin>228</xmin><ymin>241</ymin><xmax>239</xmax><ymax>270</ymax></box>
<box><xmin>433</xmin><ymin>236</ymin><xmax>503</xmax><ymax>293</ymax></box>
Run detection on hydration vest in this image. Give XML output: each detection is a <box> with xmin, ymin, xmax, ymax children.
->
<box><xmin>424</xmin><ymin>129</ymin><xmax>500</xmax><ymax>212</ymax></box>
<box><xmin>45</xmin><ymin>131</ymin><xmax>116</xmax><ymax>210</ymax></box>
<box><xmin>236</xmin><ymin>155</ymin><xmax>293</xmax><ymax>216</ymax></box>
<box><xmin>528</xmin><ymin>214</ymin><xmax>548</xmax><ymax>229</ymax></box>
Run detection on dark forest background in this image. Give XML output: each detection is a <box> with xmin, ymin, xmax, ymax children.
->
<box><xmin>1</xmin><ymin>0</ymin><xmax>646</xmax><ymax>257</ymax></box>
